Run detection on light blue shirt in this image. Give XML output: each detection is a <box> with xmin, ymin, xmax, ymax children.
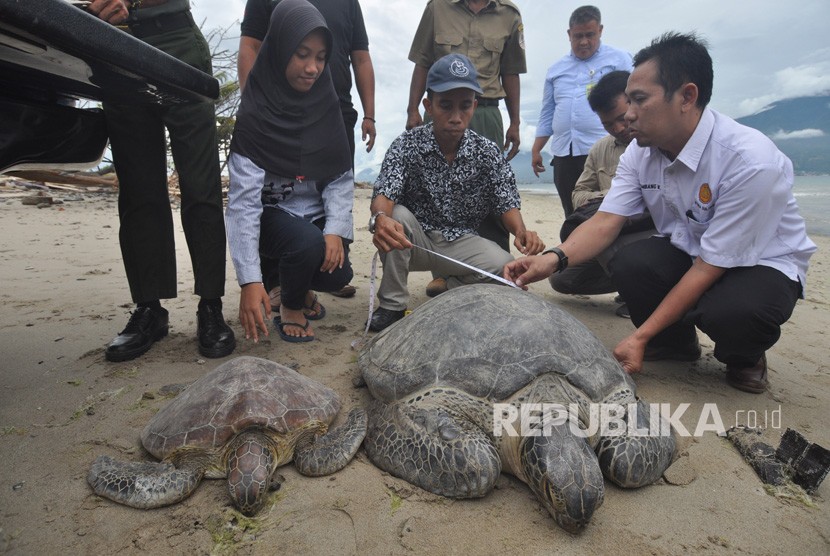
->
<box><xmin>535</xmin><ymin>43</ymin><xmax>633</xmax><ymax>157</ymax></box>
<box><xmin>601</xmin><ymin>108</ymin><xmax>816</xmax><ymax>293</ymax></box>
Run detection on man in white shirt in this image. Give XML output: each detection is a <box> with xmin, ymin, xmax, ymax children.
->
<box><xmin>505</xmin><ymin>32</ymin><xmax>816</xmax><ymax>394</ymax></box>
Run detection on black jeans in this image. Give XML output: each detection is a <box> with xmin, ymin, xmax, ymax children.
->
<box><xmin>609</xmin><ymin>237</ymin><xmax>801</xmax><ymax>368</ymax></box>
<box><xmin>260</xmin><ymin>208</ymin><xmax>353</xmax><ymax>310</ymax></box>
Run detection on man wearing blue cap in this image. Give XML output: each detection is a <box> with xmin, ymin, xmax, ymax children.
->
<box><xmin>367</xmin><ymin>54</ymin><xmax>545</xmax><ymax>331</ymax></box>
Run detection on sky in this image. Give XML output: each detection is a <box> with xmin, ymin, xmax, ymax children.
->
<box><xmin>190</xmin><ymin>0</ymin><xmax>830</xmax><ymax>173</ymax></box>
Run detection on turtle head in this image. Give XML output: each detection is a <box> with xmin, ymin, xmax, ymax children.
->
<box><xmin>226</xmin><ymin>431</ymin><xmax>278</xmax><ymax>516</ymax></box>
<box><xmin>519</xmin><ymin>426</ymin><xmax>605</xmax><ymax>533</ymax></box>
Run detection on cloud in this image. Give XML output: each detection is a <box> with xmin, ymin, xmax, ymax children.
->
<box><xmin>189</xmin><ymin>0</ymin><xmax>830</xmax><ymax>172</ymax></box>
<box><xmin>738</xmin><ymin>58</ymin><xmax>830</xmax><ymax>116</ymax></box>
<box><xmin>769</xmin><ymin>129</ymin><xmax>826</xmax><ymax>141</ymax></box>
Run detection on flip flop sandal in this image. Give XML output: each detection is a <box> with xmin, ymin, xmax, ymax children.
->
<box><xmin>271</xmin><ymin>289</ymin><xmax>325</xmax><ymax>320</ymax></box>
<box><xmin>303</xmin><ymin>293</ymin><xmax>326</xmax><ymax>321</ymax></box>
<box><xmin>274</xmin><ymin>316</ymin><xmax>315</xmax><ymax>343</ymax></box>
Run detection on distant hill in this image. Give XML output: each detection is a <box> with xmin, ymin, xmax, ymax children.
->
<box><xmin>512</xmin><ymin>95</ymin><xmax>830</xmax><ymax>178</ymax></box>
<box><xmin>356</xmin><ymin>94</ymin><xmax>830</xmax><ymax>183</ymax></box>
<box><xmin>736</xmin><ymin>94</ymin><xmax>830</xmax><ymax>174</ymax></box>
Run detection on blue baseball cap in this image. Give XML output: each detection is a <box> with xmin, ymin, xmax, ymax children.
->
<box><xmin>426</xmin><ymin>53</ymin><xmax>483</xmax><ymax>94</ymax></box>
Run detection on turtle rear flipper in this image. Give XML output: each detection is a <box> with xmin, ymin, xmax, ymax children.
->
<box><xmin>294</xmin><ymin>407</ymin><xmax>368</xmax><ymax>476</ymax></box>
<box><xmin>88</xmin><ymin>455</ymin><xmax>204</xmax><ymax>509</ymax></box>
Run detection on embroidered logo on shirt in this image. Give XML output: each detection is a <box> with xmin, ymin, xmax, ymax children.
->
<box><xmin>699</xmin><ymin>183</ymin><xmax>712</xmax><ymax>204</ymax></box>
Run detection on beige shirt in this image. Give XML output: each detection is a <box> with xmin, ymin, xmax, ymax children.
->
<box><xmin>408</xmin><ymin>0</ymin><xmax>526</xmax><ymax>99</ymax></box>
<box><xmin>572</xmin><ymin>134</ymin><xmax>628</xmax><ymax>209</ymax></box>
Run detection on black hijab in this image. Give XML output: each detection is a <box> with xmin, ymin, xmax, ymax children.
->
<box><xmin>230</xmin><ymin>0</ymin><xmax>351</xmax><ymax>181</ymax></box>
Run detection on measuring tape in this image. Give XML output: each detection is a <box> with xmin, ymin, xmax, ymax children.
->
<box><xmin>410</xmin><ymin>244</ymin><xmax>520</xmax><ymax>289</ymax></box>
<box><xmin>350</xmin><ymin>244</ymin><xmax>519</xmax><ymax>350</ymax></box>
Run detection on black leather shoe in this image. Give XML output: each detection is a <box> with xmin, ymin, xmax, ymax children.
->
<box><xmin>197</xmin><ymin>304</ymin><xmax>236</xmax><ymax>358</ymax></box>
<box><xmin>105</xmin><ymin>306</ymin><xmax>169</xmax><ymax>362</ymax></box>
<box><xmin>368</xmin><ymin>307</ymin><xmax>406</xmax><ymax>332</ymax></box>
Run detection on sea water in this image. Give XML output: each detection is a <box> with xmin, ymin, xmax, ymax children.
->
<box><xmin>518</xmin><ymin>175</ymin><xmax>830</xmax><ymax>238</ymax></box>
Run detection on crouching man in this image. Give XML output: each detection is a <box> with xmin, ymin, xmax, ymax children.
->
<box><xmin>368</xmin><ymin>53</ymin><xmax>544</xmax><ymax>332</ymax></box>
<box><xmin>505</xmin><ymin>33</ymin><xmax>816</xmax><ymax>393</ymax></box>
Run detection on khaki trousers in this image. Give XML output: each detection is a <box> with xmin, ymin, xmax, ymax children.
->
<box><xmin>377</xmin><ymin>205</ymin><xmax>514</xmax><ymax>310</ymax></box>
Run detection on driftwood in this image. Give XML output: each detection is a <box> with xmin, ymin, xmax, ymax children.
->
<box><xmin>4</xmin><ymin>170</ymin><xmax>229</xmax><ymax>203</ymax></box>
<box><xmin>7</xmin><ymin>170</ymin><xmax>118</xmax><ymax>189</ymax></box>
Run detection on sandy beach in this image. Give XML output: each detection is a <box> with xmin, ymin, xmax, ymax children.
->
<box><xmin>0</xmin><ymin>180</ymin><xmax>827</xmax><ymax>554</ymax></box>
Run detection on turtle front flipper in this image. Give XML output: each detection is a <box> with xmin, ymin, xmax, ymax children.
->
<box><xmin>519</xmin><ymin>423</ymin><xmax>605</xmax><ymax>533</ymax></box>
<box><xmin>295</xmin><ymin>407</ymin><xmax>368</xmax><ymax>476</ymax></box>
<box><xmin>363</xmin><ymin>400</ymin><xmax>501</xmax><ymax>498</ymax></box>
<box><xmin>88</xmin><ymin>455</ymin><xmax>204</xmax><ymax>509</ymax></box>
<box><xmin>596</xmin><ymin>399</ymin><xmax>676</xmax><ymax>487</ymax></box>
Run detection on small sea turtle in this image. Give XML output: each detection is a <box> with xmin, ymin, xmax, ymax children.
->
<box><xmin>88</xmin><ymin>356</ymin><xmax>366</xmax><ymax>515</ymax></box>
<box><xmin>359</xmin><ymin>284</ymin><xmax>675</xmax><ymax>533</ymax></box>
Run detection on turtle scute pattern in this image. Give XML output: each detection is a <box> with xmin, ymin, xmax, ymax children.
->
<box><xmin>359</xmin><ymin>284</ymin><xmax>675</xmax><ymax>533</ymax></box>
<box><xmin>88</xmin><ymin>356</ymin><xmax>366</xmax><ymax>515</ymax></box>
<box><xmin>141</xmin><ymin>356</ymin><xmax>341</xmax><ymax>463</ymax></box>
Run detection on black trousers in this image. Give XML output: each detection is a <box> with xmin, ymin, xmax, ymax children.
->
<box><xmin>609</xmin><ymin>237</ymin><xmax>801</xmax><ymax>368</ymax></box>
<box><xmin>550</xmin><ymin>259</ymin><xmax>616</xmax><ymax>295</ymax></box>
<box><xmin>552</xmin><ymin>154</ymin><xmax>588</xmax><ymax>217</ymax></box>
<box><xmin>260</xmin><ymin>208</ymin><xmax>353</xmax><ymax>310</ymax></box>
<box><xmin>103</xmin><ymin>24</ymin><xmax>226</xmax><ymax>303</ymax></box>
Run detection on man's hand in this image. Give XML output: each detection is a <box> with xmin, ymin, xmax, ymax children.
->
<box><xmin>503</xmin><ymin>253</ymin><xmax>558</xmax><ymax>289</ymax></box>
<box><xmin>87</xmin><ymin>0</ymin><xmax>130</xmax><ymax>24</ymax></box>
<box><xmin>513</xmin><ymin>230</ymin><xmax>545</xmax><ymax>256</ymax></box>
<box><xmin>503</xmin><ymin>122</ymin><xmax>521</xmax><ymax>161</ymax></box>
<box><xmin>361</xmin><ymin>119</ymin><xmax>376</xmax><ymax>152</ymax></box>
<box><xmin>372</xmin><ymin>214</ymin><xmax>412</xmax><ymax>253</ymax></box>
<box><xmin>613</xmin><ymin>333</ymin><xmax>648</xmax><ymax>374</ymax></box>
<box><xmin>321</xmin><ymin>234</ymin><xmax>345</xmax><ymax>273</ymax></box>
<box><xmin>238</xmin><ymin>282</ymin><xmax>271</xmax><ymax>342</ymax></box>
<box><xmin>531</xmin><ymin>150</ymin><xmax>546</xmax><ymax>177</ymax></box>
<box><xmin>405</xmin><ymin>109</ymin><xmax>423</xmax><ymax>131</ymax></box>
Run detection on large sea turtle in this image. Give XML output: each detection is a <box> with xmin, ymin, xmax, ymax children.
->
<box><xmin>358</xmin><ymin>284</ymin><xmax>675</xmax><ymax>533</ymax></box>
<box><xmin>88</xmin><ymin>356</ymin><xmax>366</xmax><ymax>515</ymax></box>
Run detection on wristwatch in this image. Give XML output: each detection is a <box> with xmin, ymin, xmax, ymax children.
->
<box><xmin>541</xmin><ymin>246</ymin><xmax>569</xmax><ymax>273</ymax></box>
<box><xmin>368</xmin><ymin>211</ymin><xmax>386</xmax><ymax>234</ymax></box>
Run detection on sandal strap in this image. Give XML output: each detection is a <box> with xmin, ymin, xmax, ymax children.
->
<box><xmin>277</xmin><ymin>320</ymin><xmax>309</xmax><ymax>331</ymax></box>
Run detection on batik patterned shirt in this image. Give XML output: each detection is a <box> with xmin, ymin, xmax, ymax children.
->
<box><xmin>373</xmin><ymin>123</ymin><xmax>521</xmax><ymax>241</ymax></box>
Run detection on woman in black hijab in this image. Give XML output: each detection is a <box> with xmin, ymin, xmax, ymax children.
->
<box><xmin>226</xmin><ymin>0</ymin><xmax>354</xmax><ymax>343</ymax></box>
